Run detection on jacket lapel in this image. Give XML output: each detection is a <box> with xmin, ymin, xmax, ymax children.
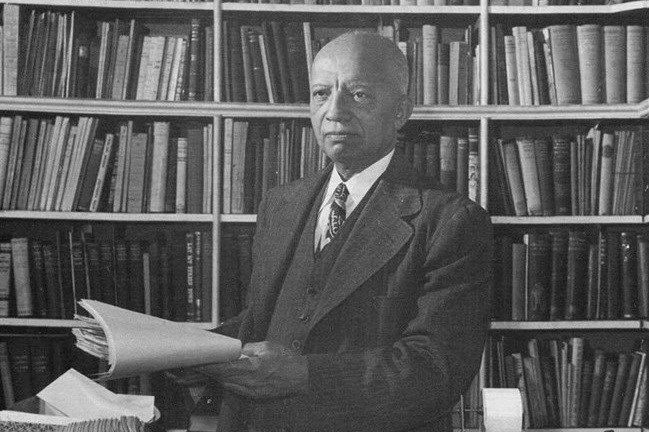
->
<box><xmin>252</xmin><ymin>165</ymin><xmax>332</xmax><ymax>331</ymax></box>
<box><xmin>309</xmin><ymin>155</ymin><xmax>423</xmax><ymax>329</ymax></box>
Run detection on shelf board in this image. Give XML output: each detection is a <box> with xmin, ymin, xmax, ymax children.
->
<box><xmin>222</xmin><ymin>3</ymin><xmax>480</xmax><ymax>14</ymax></box>
<box><xmin>415</xmin><ymin>100</ymin><xmax>649</xmax><ymax>120</ymax></box>
<box><xmin>221</xmin><ymin>214</ymin><xmax>257</xmax><ymax>223</ymax></box>
<box><xmin>490</xmin><ymin>320</ymin><xmax>647</xmax><ymax>331</ymax></box>
<box><xmin>490</xmin><ymin>0</ymin><xmax>649</xmax><ymax>14</ymax></box>
<box><xmin>3</xmin><ymin>97</ymin><xmax>649</xmax><ymax>120</ymax></box>
<box><xmin>491</xmin><ymin>215</ymin><xmax>645</xmax><ymax>225</ymax></box>
<box><xmin>0</xmin><ymin>318</ymin><xmax>215</xmax><ymax>329</ymax></box>
<box><xmin>0</xmin><ymin>0</ymin><xmax>214</xmax><ymax>9</ymax></box>
<box><xmin>0</xmin><ymin>97</ymin><xmax>220</xmax><ymax>118</ymax></box>
<box><xmin>0</xmin><ymin>210</ymin><xmax>214</xmax><ymax>223</ymax></box>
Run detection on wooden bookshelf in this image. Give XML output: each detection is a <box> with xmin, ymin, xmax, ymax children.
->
<box><xmin>1</xmin><ymin>0</ymin><xmax>649</xmax><ymax>429</ymax></box>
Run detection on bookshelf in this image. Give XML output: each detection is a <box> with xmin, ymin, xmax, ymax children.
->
<box><xmin>0</xmin><ymin>0</ymin><xmax>648</xmax><ymax>430</ymax></box>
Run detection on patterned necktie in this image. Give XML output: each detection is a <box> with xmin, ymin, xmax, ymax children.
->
<box><xmin>325</xmin><ymin>183</ymin><xmax>349</xmax><ymax>242</ymax></box>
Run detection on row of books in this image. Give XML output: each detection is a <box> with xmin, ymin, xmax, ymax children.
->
<box><xmin>489</xmin><ymin>125</ymin><xmax>643</xmax><ymax>217</ymax></box>
<box><xmin>0</xmin><ymin>228</ymin><xmax>212</xmax><ymax>322</ymax></box>
<box><xmin>1</xmin><ymin>6</ymin><xmax>213</xmax><ymax>100</ymax></box>
<box><xmin>0</xmin><ymin>337</ymin><xmax>73</xmax><ymax>409</ymax></box>
<box><xmin>489</xmin><ymin>24</ymin><xmax>649</xmax><ymax>106</ymax></box>
<box><xmin>222</xmin><ymin>21</ymin><xmax>311</xmax><ymax>104</ymax></box>
<box><xmin>493</xmin><ymin>229</ymin><xmax>649</xmax><ymax>322</ymax></box>
<box><xmin>386</xmin><ymin>24</ymin><xmax>479</xmax><ymax>106</ymax></box>
<box><xmin>0</xmin><ymin>116</ymin><xmax>213</xmax><ymax>214</ymax></box>
<box><xmin>221</xmin><ymin>119</ymin><xmax>327</xmax><ymax>214</ymax></box>
<box><xmin>488</xmin><ymin>336</ymin><xmax>649</xmax><ymax>428</ymax></box>
<box><xmin>219</xmin><ymin>226</ymin><xmax>254</xmax><ymax>321</ymax></box>
<box><xmin>396</xmin><ymin>128</ymin><xmax>480</xmax><ymax>201</ymax></box>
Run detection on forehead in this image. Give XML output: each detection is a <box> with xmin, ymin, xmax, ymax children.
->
<box><xmin>311</xmin><ymin>46</ymin><xmax>398</xmax><ymax>87</ymax></box>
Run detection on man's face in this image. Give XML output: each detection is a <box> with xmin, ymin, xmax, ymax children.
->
<box><xmin>309</xmin><ymin>42</ymin><xmax>407</xmax><ymax>175</ymax></box>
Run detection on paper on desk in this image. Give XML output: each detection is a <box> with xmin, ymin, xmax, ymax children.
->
<box><xmin>72</xmin><ymin>300</ymin><xmax>242</xmax><ymax>380</ymax></box>
<box><xmin>37</xmin><ymin>369</ymin><xmax>155</xmax><ymax>423</ymax></box>
<box><xmin>0</xmin><ymin>411</ymin><xmax>79</xmax><ymax>424</ymax></box>
<box><xmin>482</xmin><ymin>388</ymin><xmax>523</xmax><ymax>432</ymax></box>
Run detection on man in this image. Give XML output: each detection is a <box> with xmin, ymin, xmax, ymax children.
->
<box><xmin>196</xmin><ymin>31</ymin><xmax>493</xmax><ymax>431</ymax></box>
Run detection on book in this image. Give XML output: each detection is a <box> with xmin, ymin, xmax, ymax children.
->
<box><xmin>0</xmin><ymin>242</ymin><xmax>11</xmax><ymax>317</ymax></box>
<box><xmin>2</xmin><ymin>4</ymin><xmax>19</xmax><ymax>96</ymax></box>
<box><xmin>565</xmin><ymin>231</ymin><xmax>588</xmax><ymax>320</ymax></box>
<box><xmin>637</xmin><ymin>234</ymin><xmax>649</xmax><ymax>318</ymax></box>
<box><xmin>548</xmin><ymin>25</ymin><xmax>581</xmax><ymax>104</ymax></box>
<box><xmin>587</xmin><ymin>349</ymin><xmax>607</xmax><ymax>427</ymax></box>
<box><xmin>72</xmin><ymin>300</ymin><xmax>241</xmax><ymax>380</ymax></box>
<box><xmin>499</xmin><ymin>139</ymin><xmax>527</xmax><ymax>216</ymax></box>
<box><xmin>601</xmin><ymin>25</ymin><xmax>627</xmax><ymax>104</ymax></box>
<box><xmin>185</xmin><ymin>125</ymin><xmax>204</xmax><ymax>214</ymax></box>
<box><xmin>576</xmin><ymin>24</ymin><xmax>603</xmax><ymax>104</ymax></box>
<box><xmin>10</xmin><ymin>238</ymin><xmax>33</xmax><ymax>317</ymax></box>
<box><xmin>422</xmin><ymin>25</ymin><xmax>439</xmax><ymax>105</ymax></box>
<box><xmin>525</xmin><ymin>233</ymin><xmax>551</xmax><ymax>321</ymax></box>
<box><xmin>148</xmin><ymin>122</ymin><xmax>170</xmax><ymax>213</ymax></box>
<box><xmin>516</xmin><ymin>137</ymin><xmax>542</xmax><ymax>216</ymax></box>
<box><xmin>608</xmin><ymin>352</ymin><xmax>630</xmax><ymax>426</ymax></box>
<box><xmin>439</xmin><ymin>135</ymin><xmax>457</xmax><ymax>191</ymax></box>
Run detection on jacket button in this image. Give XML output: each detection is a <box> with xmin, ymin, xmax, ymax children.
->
<box><xmin>299</xmin><ymin>313</ymin><xmax>310</xmax><ymax>322</ymax></box>
<box><xmin>307</xmin><ymin>287</ymin><xmax>317</xmax><ymax>295</ymax></box>
<box><xmin>291</xmin><ymin>340</ymin><xmax>302</xmax><ymax>351</ymax></box>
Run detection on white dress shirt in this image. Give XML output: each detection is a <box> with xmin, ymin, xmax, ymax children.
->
<box><xmin>314</xmin><ymin>149</ymin><xmax>395</xmax><ymax>251</ymax></box>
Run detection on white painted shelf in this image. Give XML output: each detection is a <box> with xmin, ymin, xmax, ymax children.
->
<box><xmin>0</xmin><ymin>210</ymin><xmax>214</xmax><ymax>223</ymax></box>
<box><xmin>491</xmin><ymin>215</ymin><xmax>645</xmax><ymax>225</ymax></box>
<box><xmin>0</xmin><ymin>317</ymin><xmax>215</xmax><ymax>329</ymax></box>
<box><xmin>490</xmin><ymin>320</ymin><xmax>648</xmax><ymax>331</ymax></box>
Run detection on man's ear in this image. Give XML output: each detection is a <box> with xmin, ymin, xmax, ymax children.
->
<box><xmin>395</xmin><ymin>95</ymin><xmax>414</xmax><ymax>129</ymax></box>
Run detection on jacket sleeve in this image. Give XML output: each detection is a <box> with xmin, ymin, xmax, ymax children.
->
<box><xmin>303</xmin><ymin>201</ymin><xmax>494</xmax><ymax>431</ymax></box>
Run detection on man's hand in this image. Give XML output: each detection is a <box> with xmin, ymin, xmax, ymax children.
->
<box><xmin>195</xmin><ymin>341</ymin><xmax>309</xmax><ymax>399</ymax></box>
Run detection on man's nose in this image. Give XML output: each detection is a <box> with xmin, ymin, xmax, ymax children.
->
<box><xmin>325</xmin><ymin>90</ymin><xmax>351</xmax><ymax>122</ymax></box>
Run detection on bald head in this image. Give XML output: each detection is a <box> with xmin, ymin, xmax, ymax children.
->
<box><xmin>312</xmin><ymin>32</ymin><xmax>409</xmax><ymax>96</ymax></box>
<box><xmin>309</xmin><ymin>31</ymin><xmax>413</xmax><ymax>180</ymax></box>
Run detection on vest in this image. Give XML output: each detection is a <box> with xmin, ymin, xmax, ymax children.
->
<box><xmin>248</xmin><ymin>179</ymin><xmax>378</xmax><ymax>429</ymax></box>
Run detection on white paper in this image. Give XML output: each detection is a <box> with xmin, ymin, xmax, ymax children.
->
<box><xmin>482</xmin><ymin>388</ymin><xmax>523</xmax><ymax>432</ymax></box>
<box><xmin>37</xmin><ymin>369</ymin><xmax>155</xmax><ymax>423</ymax></box>
<box><xmin>0</xmin><ymin>411</ymin><xmax>79</xmax><ymax>425</ymax></box>
<box><xmin>72</xmin><ymin>299</ymin><xmax>242</xmax><ymax>379</ymax></box>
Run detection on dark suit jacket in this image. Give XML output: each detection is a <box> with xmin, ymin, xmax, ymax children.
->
<box><xmin>218</xmin><ymin>153</ymin><xmax>494</xmax><ymax>432</ymax></box>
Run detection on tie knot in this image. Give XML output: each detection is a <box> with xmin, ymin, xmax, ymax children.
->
<box><xmin>334</xmin><ymin>183</ymin><xmax>349</xmax><ymax>202</ymax></box>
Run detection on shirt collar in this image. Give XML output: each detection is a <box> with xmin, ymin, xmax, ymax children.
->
<box><xmin>321</xmin><ymin>149</ymin><xmax>395</xmax><ymax>211</ymax></box>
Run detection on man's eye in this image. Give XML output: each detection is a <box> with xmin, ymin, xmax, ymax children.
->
<box><xmin>312</xmin><ymin>90</ymin><xmax>328</xmax><ymax>100</ymax></box>
<box><xmin>353</xmin><ymin>92</ymin><xmax>368</xmax><ymax>101</ymax></box>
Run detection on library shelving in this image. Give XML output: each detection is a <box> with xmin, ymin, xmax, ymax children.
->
<box><xmin>2</xmin><ymin>0</ymin><xmax>649</xmax><ymax>430</ymax></box>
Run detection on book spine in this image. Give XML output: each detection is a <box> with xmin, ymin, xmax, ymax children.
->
<box><xmin>637</xmin><ymin>234</ymin><xmax>649</xmax><ymax>318</ymax></box>
<box><xmin>620</xmin><ymin>232</ymin><xmax>638</xmax><ymax>319</ymax></box>
<box><xmin>11</xmin><ymin>238</ymin><xmax>34</xmax><ymax>317</ymax></box>
<box><xmin>526</xmin><ymin>233</ymin><xmax>551</xmax><ymax>321</ymax></box>
<box><xmin>565</xmin><ymin>230</ymin><xmax>587</xmax><ymax>320</ymax></box>
<box><xmin>516</xmin><ymin>137</ymin><xmax>543</xmax><ymax>216</ymax></box>
<box><xmin>576</xmin><ymin>24</ymin><xmax>603</xmax><ymax>104</ymax></box>
<box><xmin>439</xmin><ymin>135</ymin><xmax>457</xmax><ymax>191</ymax></box>
<box><xmin>422</xmin><ymin>25</ymin><xmax>439</xmax><ymax>105</ymax></box>
<box><xmin>548</xmin><ymin>25</ymin><xmax>581</xmax><ymax>104</ymax></box>
<box><xmin>0</xmin><ymin>242</ymin><xmax>11</xmax><ymax>317</ymax></box>
<box><xmin>603</xmin><ymin>26</ymin><xmax>627</xmax><ymax>104</ymax></box>
<box><xmin>2</xmin><ymin>4</ymin><xmax>20</xmax><ymax>96</ymax></box>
